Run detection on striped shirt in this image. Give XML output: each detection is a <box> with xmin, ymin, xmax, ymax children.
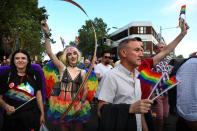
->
<box><xmin>152</xmin><ymin>57</ymin><xmax>173</xmax><ymax>96</ymax></box>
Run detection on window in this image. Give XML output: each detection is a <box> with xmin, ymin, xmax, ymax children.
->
<box><xmin>138</xmin><ymin>27</ymin><xmax>146</xmax><ymax>34</ymax></box>
<box><xmin>143</xmin><ymin>42</ymin><xmax>146</xmax><ymax>50</ymax></box>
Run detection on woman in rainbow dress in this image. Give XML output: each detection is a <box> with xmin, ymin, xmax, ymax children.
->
<box><xmin>42</xmin><ymin>20</ymin><xmax>92</xmax><ymax>131</ymax></box>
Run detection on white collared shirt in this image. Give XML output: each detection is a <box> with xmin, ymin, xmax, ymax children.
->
<box><xmin>98</xmin><ymin>64</ymin><xmax>142</xmax><ymax>131</ymax></box>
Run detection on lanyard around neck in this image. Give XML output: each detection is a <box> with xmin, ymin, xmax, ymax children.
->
<box><xmin>19</xmin><ymin>74</ymin><xmax>29</xmax><ymax>85</ymax></box>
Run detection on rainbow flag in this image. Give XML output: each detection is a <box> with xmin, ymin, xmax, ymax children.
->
<box><xmin>74</xmin><ymin>36</ymin><xmax>80</xmax><ymax>46</ymax></box>
<box><xmin>179</xmin><ymin>17</ymin><xmax>184</xmax><ymax>27</ymax></box>
<box><xmin>21</xmin><ymin>38</ymin><xmax>25</xmax><ymax>50</ymax></box>
<box><xmin>163</xmin><ymin>75</ymin><xmax>178</xmax><ymax>89</ymax></box>
<box><xmin>17</xmin><ymin>37</ymin><xmax>25</xmax><ymax>50</ymax></box>
<box><xmin>152</xmin><ymin>111</ymin><xmax>157</xmax><ymax>118</ymax></box>
<box><xmin>5</xmin><ymin>87</ymin><xmax>34</xmax><ymax>102</ymax></box>
<box><xmin>60</xmin><ymin>37</ymin><xmax>65</xmax><ymax>48</ymax></box>
<box><xmin>35</xmin><ymin>56</ymin><xmax>38</xmax><ymax>61</ymax></box>
<box><xmin>180</xmin><ymin>5</ymin><xmax>186</xmax><ymax>15</ymax></box>
<box><xmin>138</xmin><ymin>68</ymin><xmax>162</xmax><ymax>87</ymax></box>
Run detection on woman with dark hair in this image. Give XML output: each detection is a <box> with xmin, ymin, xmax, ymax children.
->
<box><xmin>0</xmin><ymin>50</ymin><xmax>45</xmax><ymax>131</ymax></box>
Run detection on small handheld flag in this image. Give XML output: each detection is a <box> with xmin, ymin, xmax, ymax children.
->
<box><xmin>138</xmin><ymin>68</ymin><xmax>165</xmax><ymax>99</ymax></box>
<box><xmin>180</xmin><ymin>5</ymin><xmax>186</xmax><ymax>16</ymax></box>
<box><xmin>152</xmin><ymin>76</ymin><xmax>179</xmax><ymax>101</ymax></box>
<box><xmin>163</xmin><ymin>75</ymin><xmax>178</xmax><ymax>89</ymax></box>
<box><xmin>152</xmin><ymin>82</ymin><xmax>180</xmax><ymax>101</ymax></box>
<box><xmin>179</xmin><ymin>17</ymin><xmax>184</xmax><ymax>27</ymax></box>
<box><xmin>74</xmin><ymin>36</ymin><xmax>80</xmax><ymax>46</ymax></box>
<box><xmin>179</xmin><ymin>5</ymin><xmax>186</xmax><ymax>27</ymax></box>
<box><xmin>60</xmin><ymin>37</ymin><xmax>65</xmax><ymax>48</ymax></box>
<box><xmin>35</xmin><ymin>56</ymin><xmax>38</xmax><ymax>61</ymax></box>
<box><xmin>138</xmin><ymin>68</ymin><xmax>162</xmax><ymax>86</ymax></box>
<box><xmin>15</xmin><ymin>97</ymin><xmax>36</xmax><ymax>111</ymax></box>
<box><xmin>152</xmin><ymin>111</ymin><xmax>157</xmax><ymax>118</ymax></box>
<box><xmin>17</xmin><ymin>37</ymin><xmax>25</xmax><ymax>50</ymax></box>
<box><xmin>21</xmin><ymin>38</ymin><xmax>25</xmax><ymax>50</ymax></box>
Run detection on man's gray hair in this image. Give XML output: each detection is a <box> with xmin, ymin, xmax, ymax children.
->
<box><xmin>117</xmin><ymin>38</ymin><xmax>138</xmax><ymax>57</ymax></box>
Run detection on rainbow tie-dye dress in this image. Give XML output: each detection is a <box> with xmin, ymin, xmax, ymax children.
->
<box><xmin>47</xmin><ymin>68</ymin><xmax>98</xmax><ymax>126</ymax></box>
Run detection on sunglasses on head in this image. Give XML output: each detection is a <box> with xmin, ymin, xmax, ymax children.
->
<box><xmin>104</xmin><ymin>56</ymin><xmax>112</xmax><ymax>59</ymax></box>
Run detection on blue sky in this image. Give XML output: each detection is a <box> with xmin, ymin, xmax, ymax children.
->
<box><xmin>38</xmin><ymin>0</ymin><xmax>197</xmax><ymax>59</ymax></box>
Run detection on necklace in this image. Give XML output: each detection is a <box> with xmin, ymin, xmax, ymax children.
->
<box><xmin>69</xmin><ymin>65</ymin><xmax>76</xmax><ymax>68</ymax></box>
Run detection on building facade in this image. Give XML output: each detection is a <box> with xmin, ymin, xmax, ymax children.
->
<box><xmin>108</xmin><ymin>21</ymin><xmax>174</xmax><ymax>60</ymax></box>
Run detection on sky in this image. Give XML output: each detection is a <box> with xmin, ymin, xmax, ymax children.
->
<box><xmin>38</xmin><ymin>0</ymin><xmax>197</xmax><ymax>60</ymax></box>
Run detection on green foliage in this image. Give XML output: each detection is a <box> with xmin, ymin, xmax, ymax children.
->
<box><xmin>0</xmin><ymin>0</ymin><xmax>47</xmax><ymax>60</ymax></box>
<box><xmin>176</xmin><ymin>55</ymin><xmax>184</xmax><ymax>58</ymax></box>
<box><xmin>69</xmin><ymin>41</ymin><xmax>76</xmax><ymax>47</ymax></box>
<box><xmin>77</xmin><ymin>17</ymin><xmax>112</xmax><ymax>58</ymax></box>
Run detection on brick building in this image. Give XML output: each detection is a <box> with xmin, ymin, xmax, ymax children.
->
<box><xmin>107</xmin><ymin>21</ymin><xmax>172</xmax><ymax>60</ymax></box>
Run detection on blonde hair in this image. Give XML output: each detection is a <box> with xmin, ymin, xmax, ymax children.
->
<box><xmin>61</xmin><ymin>46</ymin><xmax>81</xmax><ymax>66</ymax></box>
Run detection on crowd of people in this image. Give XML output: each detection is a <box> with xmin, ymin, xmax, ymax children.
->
<box><xmin>0</xmin><ymin>20</ymin><xmax>196</xmax><ymax>131</ymax></box>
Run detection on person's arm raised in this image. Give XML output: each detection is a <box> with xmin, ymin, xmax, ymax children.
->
<box><xmin>153</xmin><ymin>21</ymin><xmax>189</xmax><ymax>66</ymax></box>
<box><xmin>41</xmin><ymin>20</ymin><xmax>65</xmax><ymax>70</ymax></box>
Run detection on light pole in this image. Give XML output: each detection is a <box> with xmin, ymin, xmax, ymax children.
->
<box><xmin>159</xmin><ymin>26</ymin><xmax>178</xmax><ymax>42</ymax></box>
<box><xmin>159</xmin><ymin>25</ymin><xmax>178</xmax><ymax>57</ymax></box>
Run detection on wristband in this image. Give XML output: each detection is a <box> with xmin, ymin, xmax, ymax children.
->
<box><xmin>44</xmin><ymin>32</ymin><xmax>50</xmax><ymax>39</ymax></box>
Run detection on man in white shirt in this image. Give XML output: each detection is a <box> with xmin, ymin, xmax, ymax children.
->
<box><xmin>98</xmin><ymin>38</ymin><xmax>153</xmax><ymax>131</ymax></box>
<box><xmin>94</xmin><ymin>51</ymin><xmax>113</xmax><ymax>98</ymax></box>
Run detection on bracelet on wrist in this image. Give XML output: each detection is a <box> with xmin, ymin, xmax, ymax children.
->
<box><xmin>44</xmin><ymin>32</ymin><xmax>50</xmax><ymax>39</ymax></box>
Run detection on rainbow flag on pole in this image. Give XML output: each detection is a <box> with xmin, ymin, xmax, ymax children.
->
<box><xmin>163</xmin><ymin>75</ymin><xmax>178</xmax><ymax>89</ymax></box>
<box><xmin>35</xmin><ymin>56</ymin><xmax>38</xmax><ymax>61</ymax></box>
<box><xmin>17</xmin><ymin>37</ymin><xmax>25</xmax><ymax>50</ymax></box>
<box><xmin>74</xmin><ymin>36</ymin><xmax>80</xmax><ymax>46</ymax></box>
<box><xmin>179</xmin><ymin>17</ymin><xmax>184</xmax><ymax>27</ymax></box>
<box><xmin>60</xmin><ymin>37</ymin><xmax>65</xmax><ymax>48</ymax></box>
<box><xmin>152</xmin><ymin>111</ymin><xmax>157</xmax><ymax>118</ymax></box>
<box><xmin>180</xmin><ymin>5</ymin><xmax>186</xmax><ymax>15</ymax></box>
<box><xmin>138</xmin><ymin>68</ymin><xmax>162</xmax><ymax>87</ymax></box>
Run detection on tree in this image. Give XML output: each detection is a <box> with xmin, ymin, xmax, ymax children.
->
<box><xmin>0</xmin><ymin>0</ymin><xmax>48</xmax><ymax>61</ymax></box>
<box><xmin>77</xmin><ymin>17</ymin><xmax>112</xmax><ymax>58</ymax></box>
<box><xmin>176</xmin><ymin>55</ymin><xmax>184</xmax><ymax>58</ymax></box>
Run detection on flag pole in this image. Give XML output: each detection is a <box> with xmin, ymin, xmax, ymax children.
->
<box><xmin>148</xmin><ymin>73</ymin><xmax>165</xmax><ymax>99</ymax></box>
<box><xmin>152</xmin><ymin>82</ymin><xmax>180</xmax><ymax>101</ymax></box>
<box><xmin>15</xmin><ymin>97</ymin><xmax>36</xmax><ymax>111</ymax></box>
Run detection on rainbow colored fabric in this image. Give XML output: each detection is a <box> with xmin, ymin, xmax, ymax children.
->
<box><xmin>179</xmin><ymin>17</ymin><xmax>184</xmax><ymax>27</ymax></box>
<box><xmin>60</xmin><ymin>37</ymin><xmax>65</xmax><ymax>48</ymax></box>
<box><xmin>152</xmin><ymin>111</ymin><xmax>157</xmax><ymax>118</ymax></box>
<box><xmin>163</xmin><ymin>75</ymin><xmax>178</xmax><ymax>89</ymax></box>
<box><xmin>74</xmin><ymin>36</ymin><xmax>80</xmax><ymax>46</ymax></box>
<box><xmin>43</xmin><ymin>61</ymin><xmax>60</xmax><ymax>99</ymax></box>
<box><xmin>138</xmin><ymin>68</ymin><xmax>162</xmax><ymax>87</ymax></box>
<box><xmin>43</xmin><ymin>62</ymin><xmax>98</xmax><ymax>123</ymax></box>
<box><xmin>48</xmin><ymin>96</ymin><xmax>91</xmax><ymax>125</ymax></box>
<box><xmin>5</xmin><ymin>83</ymin><xmax>34</xmax><ymax>102</ymax></box>
<box><xmin>85</xmin><ymin>68</ymin><xmax>98</xmax><ymax>101</ymax></box>
<box><xmin>43</xmin><ymin>61</ymin><xmax>98</xmax><ymax>100</ymax></box>
<box><xmin>180</xmin><ymin>5</ymin><xmax>186</xmax><ymax>15</ymax></box>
